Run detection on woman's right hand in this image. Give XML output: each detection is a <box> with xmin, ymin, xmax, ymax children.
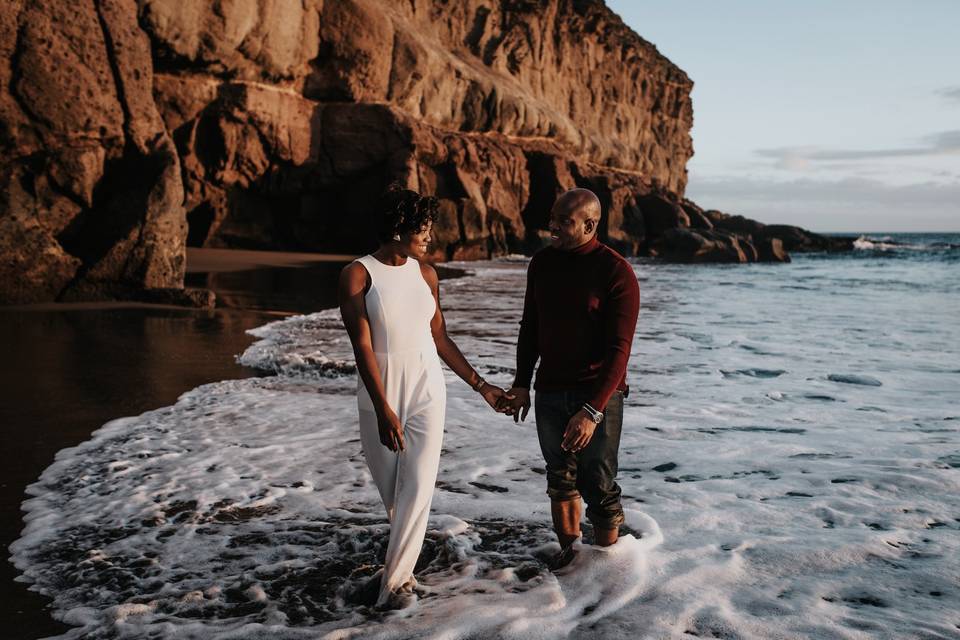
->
<box><xmin>376</xmin><ymin>406</ymin><xmax>405</xmax><ymax>452</ymax></box>
<box><xmin>480</xmin><ymin>383</ymin><xmax>514</xmax><ymax>413</ymax></box>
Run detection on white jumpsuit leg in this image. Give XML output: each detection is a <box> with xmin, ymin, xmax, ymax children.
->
<box><xmin>358</xmin><ymin>351</ymin><xmax>446</xmax><ymax>607</ymax></box>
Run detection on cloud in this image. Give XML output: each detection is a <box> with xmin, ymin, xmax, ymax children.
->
<box><xmin>936</xmin><ymin>86</ymin><xmax>960</xmax><ymax>102</ymax></box>
<box><xmin>685</xmin><ymin>175</ymin><xmax>960</xmax><ymax>232</ymax></box>
<box><xmin>754</xmin><ymin>130</ymin><xmax>960</xmax><ymax>171</ymax></box>
<box><xmin>690</xmin><ymin>175</ymin><xmax>960</xmax><ymax>206</ymax></box>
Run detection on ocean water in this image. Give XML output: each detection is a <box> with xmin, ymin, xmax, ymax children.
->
<box><xmin>11</xmin><ymin>233</ymin><xmax>960</xmax><ymax>639</ymax></box>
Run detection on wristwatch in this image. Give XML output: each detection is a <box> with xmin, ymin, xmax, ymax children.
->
<box><xmin>582</xmin><ymin>403</ymin><xmax>604</xmax><ymax>424</ymax></box>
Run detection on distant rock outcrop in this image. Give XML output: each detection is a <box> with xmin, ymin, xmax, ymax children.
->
<box><xmin>0</xmin><ymin>0</ymin><xmax>847</xmax><ymax>304</ymax></box>
<box><xmin>648</xmin><ymin>200</ymin><xmax>851</xmax><ymax>263</ymax></box>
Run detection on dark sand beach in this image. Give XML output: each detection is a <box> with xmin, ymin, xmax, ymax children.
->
<box><xmin>0</xmin><ymin>249</ymin><xmax>354</xmax><ymax>637</ymax></box>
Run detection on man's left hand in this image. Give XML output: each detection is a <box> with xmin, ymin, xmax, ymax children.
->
<box><xmin>561</xmin><ymin>409</ymin><xmax>598</xmax><ymax>452</ymax></box>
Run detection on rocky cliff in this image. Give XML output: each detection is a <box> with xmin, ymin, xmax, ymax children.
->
<box><xmin>0</xmin><ymin>0</ymin><xmax>194</xmax><ymax>304</ymax></box>
<box><xmin>0</xmin><ymin>0</ymin><xmax>843</xmax><ymax>305</ymax></box>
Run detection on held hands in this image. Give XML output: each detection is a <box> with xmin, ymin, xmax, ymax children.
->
<box><xmin>378</xmin><ymin>382</ymin><xmax>516</xmax><ymax>452</ymax></box>
<box><xmin>498</xmin><ymin>387</ymin><xmax>531</xmax><ymax>423</ymax></box>
<box><xmin>479</xmin><ymin>383</ymin><xmax>515</xmax><ymax>413</ymax></box>
<box><xmin>560</xmin><ymin>409</ymin><xmax>597</xmax><ymax>453</ymax></box>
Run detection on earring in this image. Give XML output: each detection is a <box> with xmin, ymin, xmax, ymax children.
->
<box><xmin>392</xmin><ymin>234</ymin><xmax>401</xmax><ymax>242</ymax></box>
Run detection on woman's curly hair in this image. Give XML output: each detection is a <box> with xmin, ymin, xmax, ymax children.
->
<box><xmin>376</xmin><ymin>188</ymin><xmax>439</xmax><ymax>243</ymax></box>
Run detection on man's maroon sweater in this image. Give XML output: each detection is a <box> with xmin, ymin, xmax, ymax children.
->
<box><xmin>513</xmin><ymin>236</ymin><xmax>640</xmax><ymax>411</ymax></box>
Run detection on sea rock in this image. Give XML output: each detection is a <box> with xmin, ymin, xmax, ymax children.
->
<box><xmin>705</xmin><ymin>212</ymin><xmax>765</xmax><ymax>238</ymax></box>
<box><xmin>680</xmin><ymin>200</ymin><xmax>714</xmax><ymax>230</ymax></box>
<box><xmin>169</xmin><ymin>91</ymin><xmax>531</xmax><ymax>257</ymax></box>
<box><xmin>636</xmin><ymin>193</ymin><xmax>691</xmax><ymax>237</ymax></box>
<box><xmin>568</xmin><ymin>165</ymin><xmax>654</xmax><ymax>256</ymax></box>
<box><xmin>756</xmin><ymin>237</ymin><xmax>791</xmax><ymax>263</ymax></box>
<box><xmin>738</xmin><ymin>236</ymin><xmax>760</xmax><ymax>262</ymax></box>
<box><xmin>707</xmin><ymin>211</ymin><xmax>851</xmax><ymax>254</ymax></box>
<box><xmin>651</xmin><ymin>228</ymin><xmax>759</xmax><ymax>264</ymax></box>
<box><xmin>763</xmin><ymin>224</ymin><xmax>854</xmax><ymax>252</ymax></box>
<box><xmin>0</xmin><ymin>167</ymin><xmax>82</xmax><ymax>304</ymax></box>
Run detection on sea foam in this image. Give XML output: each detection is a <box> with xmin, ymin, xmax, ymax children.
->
<box><xmin>12</xmin><ymin>253</ymin><xmax>960</xmax><ymax>639</ymax></box>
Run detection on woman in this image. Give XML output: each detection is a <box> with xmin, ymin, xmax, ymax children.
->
<box><xmin>338</xmin><ymin>189</ymin><xmax>510</xmax><ymax>609</ymax></box>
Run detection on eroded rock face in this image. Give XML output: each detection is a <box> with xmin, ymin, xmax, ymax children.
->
<box><xmin>1</xmin><ymin>0</ymin><xmax>842</xmax><ymax>303</ymax></box>
<box><xmin>306</xmin><ymin>0</ymin><xmax>695</xmax><ymax>193</ymax></box>
<box><xmin>1</xmin><ymin>0</ymin><xmax>186</xmax><ymax>304</ymax></box>
<box><xmin>148</xmin><ymin>0</ymin><xmax>695</xmax><ymax>261</ymax></box>
<box><xmin>138</xmin><ymin>0</ymin><xmax>321</xmax><ymax>81</ymax></box>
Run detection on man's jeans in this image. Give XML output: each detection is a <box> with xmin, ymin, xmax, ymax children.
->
<box><xmin>534</xmin><ymin>389</ymin><xmax>625</xmax><ymax>530</ymax></box>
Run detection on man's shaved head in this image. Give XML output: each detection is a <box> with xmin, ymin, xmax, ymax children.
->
<box><xmin>554</xmin><ymin>188</ymin><xmax>602</xmax><ymax>222</ymax></box>
<box><xmin>549</xmin><ymin>188</ymin><xmax>602</xmax><ymax>250</ymax></box>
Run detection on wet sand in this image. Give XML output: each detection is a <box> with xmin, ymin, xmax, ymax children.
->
<box><xmin>0</xmin><ymin>249</ymin><xmax>359</xmax><ymax>638</ymax></box>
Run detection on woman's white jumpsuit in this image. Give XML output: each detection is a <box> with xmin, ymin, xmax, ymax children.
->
<box><xmin>354</xmin><ymin>255</ymin><xmax>446</xmax><ymax>606</ymax></box>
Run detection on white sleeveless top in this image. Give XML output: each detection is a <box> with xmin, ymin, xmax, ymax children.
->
<box><xmin>355</xmin><ymin>255</ymin><xmax>437</xmax><ymax>354</ymax></box>
<box><xmin>354</xmin><ymin>255</ymin><xmax>442</xmax><ymax>415</ymax></box>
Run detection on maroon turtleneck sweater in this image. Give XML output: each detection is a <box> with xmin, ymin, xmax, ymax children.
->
<box><xmin>513</xmin><ymin>236</ymin><xmax>640</xmax><ymax>411</ymax></box>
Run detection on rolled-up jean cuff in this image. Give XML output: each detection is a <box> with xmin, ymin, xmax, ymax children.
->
<box><xmin>546</xmin><ymin>487</ymin><xmax>581</xmax><ymax>501</ymax></box>
<box><xmin>536</xmin><ymin>389</ymin><xmax>625</xmax><ymax>531</ymax></box>
<box><xmin>586</xmin><ymin>507</ymin><xmax>625</xmax><ymax>530</ymax></box>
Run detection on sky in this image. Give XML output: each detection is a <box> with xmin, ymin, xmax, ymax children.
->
<box><xmin>606</xmin><ymin>0</ymin><xmax>960</xmax><ymax>232</ymax></box>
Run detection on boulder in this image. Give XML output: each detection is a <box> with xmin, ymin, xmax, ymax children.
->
<box><xmin>709</xmin><ymin>213</ymin><xmax>766</xmax><ymax>239</ymax></box>
<box><xmin>636</xmin><ymin>193</ymin><xmax>690</xmax><ymax>238</ymax></box>
<box><xmin>763</xmin><ymin>224</ymin><xmax>853</xmax><ymax>252</ymax></box>
<box><xmin>651</xmin><ymin>228</ymin><xmax>791</xmax><ymax>264</ymax></box>
<box><xmin>756</xmin><ymin>237</ymin><xmax>791</xmax><ymax>263</ymax></box>
<box><xmin>651</xmin><ymin>228</ymin><xmax>749</xmax><ymax>263</ymax></box>
<box><xmin>680</xmin><ymin>200</ymin><xmax>714</xmax><ymax>230</ymax></box>
<box><xmin>703</xmin><ymin>214</ymin><xmax>852</xmax><ymax>254</ymax></box>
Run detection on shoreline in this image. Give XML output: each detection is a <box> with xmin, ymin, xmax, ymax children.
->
<box><xmin>0</xmin><ymin>305</ymin><xmax>284</xmax><ymax>639</ymax></box>
<box><xmin>6</xmin><ymin>248</ymin><xmax>470</xmax><ymax>315</ymax></box>
<box><xmin>5</xmin><ymin>239</ymin><xmax>955</xmax><ymax>637</ymax></box>
<box><xmin>184</xmin><ymin>247</ymin><xmax>359</xmax><ymax>273</ymax></box>
<box><xmin>0</xmin><ymin>249</ymin><xmax>362</xmax><ymax>638</ymax></box>
<box><xmin>7</xmin><ymin>242</ymin><xmax>958</xmax><ymax>638</ymax></box>
<box><xmin>1</xmin><ymin>248</ymin><xmax>472</xmax><ymax>638</ymax></box>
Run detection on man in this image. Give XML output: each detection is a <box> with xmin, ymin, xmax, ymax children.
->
<box><xmin>502</xmin><ymin>188</ymin><xmax>640</xmax><ymax>566</ymax></box>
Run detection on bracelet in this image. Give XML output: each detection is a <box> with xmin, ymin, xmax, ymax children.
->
<box><xmin>582</xmin><ymin>403</ymin><xmax>604</xmax><ymax>424</ymax></box>
<box><xmin>471</xmin><ymin>375</ymin><xmax>486</xmax><ymax>392</ymax></box>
